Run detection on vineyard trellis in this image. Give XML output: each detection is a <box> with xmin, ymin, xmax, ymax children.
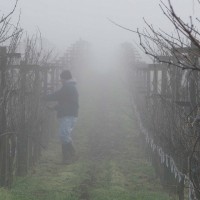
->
<box><xmin>117</xmin><ymin>1</ymin><xmax>200</xmax><ymax>199</ymax></box>
<box><xmin>0</xmin><ymin>35</ymin><xmax>89</xmax><ymax>188</ymax></box>
<box><xmin>127</xmin><ymin>44</ymin><xmax>200</xmax><ymax>200</ymax></box>
<box><xmin>0</xmin><ymin>45</ymin><xmax>63</xmax><ymax>187</ymax></box>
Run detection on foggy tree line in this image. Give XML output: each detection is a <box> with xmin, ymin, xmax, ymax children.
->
<box><xmin>121</xmin><ymin>1</ymin><xmax>200</xmax><ymax>200</ymax></box>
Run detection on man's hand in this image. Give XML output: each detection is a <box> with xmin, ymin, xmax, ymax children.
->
<box><xmin>46</xmin><ymin>105</ymin><xmax>55</xmax><ymax>111</ymax></box>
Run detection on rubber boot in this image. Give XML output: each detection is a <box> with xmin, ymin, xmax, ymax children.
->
<box><xmin>68</xmin><ymin>142</ymin><xmax>75</xmax><ymax>157</ymax></box>
<box><xmin>62</xmin><ymin>143</ymin><xmax>70</xmax><ymax>164</ymax></box>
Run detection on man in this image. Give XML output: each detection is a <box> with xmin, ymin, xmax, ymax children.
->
<box><xmin>45</xmin><ymin>70</ymin><xmax>79</xmax><ymax>164</ymax></box>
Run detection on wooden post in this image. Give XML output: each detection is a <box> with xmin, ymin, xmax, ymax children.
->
<box><xmin>161</xmin><ymin>65</ymin><xmax>167</xmax><ymax>96</ymax></box>
<box><xmin>152</xmin><ymin>64</ymin><xmax>158</xmax><ymax>94</ymax></box>
<box><xmin>0</xmin><ymin>47</ymin><xmax>7</xmax><ymax>132</ymax></box>
<box><xmin>189</xmin><ymin>71</ymin><xmax>198</xmax><ymax>109</ymax></box>
<box><xmin>188</xmin><ymin>42</ymin><xmax>200</xmax><ymax>200</ymax></box>
<box><xmin>43</xmin><ymin>68</ymin><xmax>48</xmax><ymax>95</ymax></box>
<box><xmin>34</xmin><ymin>67</ymin><xmax>41</xmax><ymax>163</ymax></box>
<box><xmin>50</xmin><ymin>68</ymin><xmax>55</xmax><ymax>92</ymax></box>
<box><xmin>17</xmin><ymin>64</ymin><xmax>28</xmax><ymax>176</ymax></box>
<box><xmin>0</xmin><ymin>47</ymin><xmax>21</xmax><ymax>186</ymax></box>
<box><xmin>146</xmin><ymin>69</ymin><xmax>151</xmax><ymax>96</ymax></box>
<box><xmin>0</xmin><ymin>47</ymin><xmax>8</xmax><ymax>186</ymax></box>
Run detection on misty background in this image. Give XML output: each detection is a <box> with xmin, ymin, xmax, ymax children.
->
<box><xmin>1</xmin><ymin>0</ymin><xmax>198</xmax><ymax>62</ymax></box>
<box><xmin>1</xmin><ymin>1</ymin><xmax>200</xmax><ymax>199</ymax></box>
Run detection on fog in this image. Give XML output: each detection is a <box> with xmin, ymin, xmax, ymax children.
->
<box><xmin>1</xmin><ymin>0</ymin><xmax>199</xmax><ymax>59</ymax></box>
<box><xmin>1</xmin><ymin>1</ymin><xmax>200</xmax><ymax>198</ymax></box>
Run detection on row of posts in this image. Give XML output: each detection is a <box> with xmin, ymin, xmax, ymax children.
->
<box><xmin>134</xmin><ymin>59</ymin><xmax>199</xmax><ymax>200</ymax></box>
<box><xmin>0</xmin><ymin>46</ymin><xmax>63</xmax><ymax>187</ymax></box>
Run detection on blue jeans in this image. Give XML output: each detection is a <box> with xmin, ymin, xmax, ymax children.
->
<box><xmin>58</xmin><ymin>117</ymin><xmax>77</xmax><ymax>144</ymax></box>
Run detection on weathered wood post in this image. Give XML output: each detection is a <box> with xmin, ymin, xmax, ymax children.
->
<box><xmin>0</xmin><ymin>47</ymin><xmax>21</xmax><ymax>186</ymax></box>
<box><xmin>17</xmin><ymin>62</ymin><xmax>28</xmax><ymax>176</ymax></box>
<box><xmin>146</xmin><ymin>68</ymin><xmax>151</xmax><ymax>96</ymax></box>
<box><xmin>0</xmin><ymin>47</ymin><xmax>8</xmax><ymax>186</ymax></box>
<box><xmin>50</xmin><ymin>67</ymin><xmax>55</xmax><ymax>92</ymax></box>
<box><xmin>152</xmin><ymin>63</ymin><xmax>158</xmax><ymax>94</ymax></box>
<box><xmin>33</xmin><ymin>66</ymin><xmax>41</xmax><ymax>164</ymax></box>
<box><xmin>55</xmin><ymin>64</ymin><xmax>60</xmax><ymax>90</ymax></box>
<box><xmin>161</xmin><ymin>65</ymin><xmax>167</xmax><ymax>96</ymax></box>
<box><xmin>188</xmin><ymin>43</ymin><xmax>200</xmax><ymax>200</ymax></box>
<box><xmin>175</xmin><ymin>66</ymin><xmax>185</xmax><ymax>200</ymax></box>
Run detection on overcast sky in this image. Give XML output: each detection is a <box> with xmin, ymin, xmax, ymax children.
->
<box><xmin>1</xmin><ymin>0</ymin><xmax>199</xmax><ymax>58</ymax></box>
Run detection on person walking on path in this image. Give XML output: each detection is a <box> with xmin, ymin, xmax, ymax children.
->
<box><xmin>45</xmin><ymin>70</ymin><xmax>79</xmax><ymax>164</ymax></box>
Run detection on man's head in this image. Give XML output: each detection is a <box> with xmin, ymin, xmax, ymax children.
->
<box><xmin>60</xmin><ymin>70</ymin><xmax>72</xmax><ymax>81</ymax></box>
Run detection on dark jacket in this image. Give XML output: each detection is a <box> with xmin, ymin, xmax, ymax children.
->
<box><xmin>46</xmin><ymin>80</ymin><xmax>79</xmax><ymax>118</ymax></box>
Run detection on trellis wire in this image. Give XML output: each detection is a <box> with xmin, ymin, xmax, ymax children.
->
<box><xmin>133</xmin><ymin>102</ymin><xmax>197</xmax><ymax>200</ymax></box>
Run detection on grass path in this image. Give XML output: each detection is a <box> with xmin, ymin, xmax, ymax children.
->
<box><xmin>0</xmin><ymin>67</ymin><xmax>173</xmax><ymax>200</ymax></box>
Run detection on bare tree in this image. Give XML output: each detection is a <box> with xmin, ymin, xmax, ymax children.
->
<box><xmin>115</xmin><ymin>1</ymin><xmax>200</xmax><ymax>199</ymax></box>
<box><xmin>0</xmin><ymin>0</ymin><xmax>22</xmax><ymax>44</ymax></box>
<box><xmin>0</xmin><ymin>1</ymin><xmax>59</xmax><ymax>186</ymax></box>
<box><xmin>137</xmin><ymin>0</ymin><xmax>200</xmax><ymax>70</ymax></box>
<box><xmin>135</xmin><ymin>1</ymin><xmax>200</xmax><ymax>199</ymax></box>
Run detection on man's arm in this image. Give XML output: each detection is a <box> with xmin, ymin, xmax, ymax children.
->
<box><xmin>44</xmin><ymin>89</ymin><xmax>62</xmax><ymax>101</ymax></box>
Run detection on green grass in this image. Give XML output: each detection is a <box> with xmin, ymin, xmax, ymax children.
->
<box><xmin>0</xmin><ymin>67</ymin><xmax>174</xmax><ymax>200</ymax></box>
<box><xmin>0</xmin><ymin>188</ymin><xmax>12</xmax><ymax>200</ymax></box>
